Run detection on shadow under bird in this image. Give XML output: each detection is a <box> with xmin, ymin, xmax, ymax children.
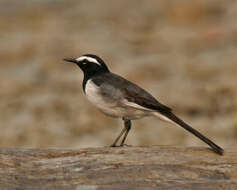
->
<box><xmin>64</xmin><ymin>54</ymin><xmax>224</xmax><ymax>155</ymax></box>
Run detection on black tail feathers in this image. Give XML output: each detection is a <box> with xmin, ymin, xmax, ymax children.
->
<box><xmin>163</xmin><ymin>112</ymin><xmax>224</xmax><ymax>155</ymax></box>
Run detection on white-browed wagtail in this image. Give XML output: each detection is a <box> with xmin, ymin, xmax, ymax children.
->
<box><xmin>64</xmin><ymin>54</ymin><xmax>224</xmax><ymax>155</ymax></box>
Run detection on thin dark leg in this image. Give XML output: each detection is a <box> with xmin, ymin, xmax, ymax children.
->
<box><xmin>110</xmin><ymin>126</ymin><xmax>127</xmax><ymax>147</ymax></box>
<box><xmin>120</xmin><ymin>119</ymin><xmax>131</xmax><ymax>146</ymax></box>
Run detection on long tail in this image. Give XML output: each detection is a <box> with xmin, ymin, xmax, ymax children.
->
<box><xmin>155</xmin><ymin>112</ymin><xmax>224</xmax><ymax>155</ymax></box>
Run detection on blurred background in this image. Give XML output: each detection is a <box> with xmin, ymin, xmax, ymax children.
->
<box><xmin>0</xmin><ymin>0</ymin><xmax>236</xmax><ymax>149</ymax></box>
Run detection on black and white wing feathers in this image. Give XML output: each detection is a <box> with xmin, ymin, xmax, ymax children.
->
<box><xmin>91</xmin><ymin>72</ymin><xmax>172</xmax><ymax>113</ymax></box>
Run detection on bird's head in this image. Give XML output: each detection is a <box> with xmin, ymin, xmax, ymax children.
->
<box><xmin>63</xmin><ymin>54</ymin><xmax>110</xmax><ymax>76</ymax></box>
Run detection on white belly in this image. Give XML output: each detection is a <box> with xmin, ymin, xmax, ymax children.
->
<box><xmin>85</xmin><ymin>79</ymin><xmax>150</xmax><ymax>119</ymax></box>
<box><xmin>85</xmin><ymin>79</ymin><xmax>120</xmax><ymax>117</ymax></box>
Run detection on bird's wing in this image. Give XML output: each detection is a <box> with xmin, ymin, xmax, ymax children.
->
<box><xmin>123</xmin><ymin>87</ymin><xmax>172</xmax><ymax>113</ymax></box>
<box><xmin>93</xmin><ymin>73</ymin><xmax>172</xmax><ymax>113</ymax></box>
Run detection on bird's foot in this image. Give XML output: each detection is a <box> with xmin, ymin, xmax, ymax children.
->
<box><xmin>110</xmin><ymin>143</ymin><xmax>132</xmax><ymax>147</ymax></box>
<box><xmin>110</xmin><ymin>143</ymin><xmax>117</xmax><ymax>147</ymax></box>
<box><xmin>119</xmin><ymin>143</ymin><xmax>132</xmax><ymax>147</ymax></box>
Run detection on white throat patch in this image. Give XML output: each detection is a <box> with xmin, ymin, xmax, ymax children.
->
<box><xmin>76</xmin><ymin>56</ymin><xmax>101</xmax><ymax>66</ymax></box>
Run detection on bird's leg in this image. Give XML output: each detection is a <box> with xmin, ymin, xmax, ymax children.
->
<box><xmin>110</xmin><ymin>125</ymin><xmax>127</xmax><ymax>147</ymax></box>
<box><xmin>110</xmin><ymin>118</ymin><xmax>132</xmax><ymax>147</ymax></box>
<box><xmin>120</xmin><ymin>119</ymin><xmax>131</xmax><ymax>146</ymax></box>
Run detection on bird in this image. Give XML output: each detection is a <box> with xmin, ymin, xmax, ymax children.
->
<box><xmin>63</xmin><ymin>54</ymin><xmax>224</xmax><ymax>155</ymax></box>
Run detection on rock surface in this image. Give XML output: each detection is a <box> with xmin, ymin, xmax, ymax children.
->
<box><xmin>0</xmin><ymin>146</ymin><xmax>236</xmax><ymax>190</ymax></box>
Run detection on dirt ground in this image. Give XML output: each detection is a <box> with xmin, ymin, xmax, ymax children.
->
<box><xmin>0</xmin><ymin>0</ymin><xmax>236</xmax><ymax>149</ymax></box>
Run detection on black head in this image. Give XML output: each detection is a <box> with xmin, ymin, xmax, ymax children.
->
<box><xmin>63</xmin><ymin>54</ymin><xmax>110</xmax><ymax>77</ymax></box>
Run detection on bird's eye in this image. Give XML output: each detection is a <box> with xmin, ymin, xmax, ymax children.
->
<box><xmin>82</xmin><ymin>60</ymin><xmax>88</xmax><ymax>65</ymax></box>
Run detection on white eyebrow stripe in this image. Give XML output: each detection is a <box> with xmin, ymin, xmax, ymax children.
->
<box><xmin>76</xmin><ymin>56</ymin><xmax>101</xmax><ymax>66</ymax></box>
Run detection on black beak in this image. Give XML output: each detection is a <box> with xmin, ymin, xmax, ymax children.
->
<box><xmin>63</xmin><ymin>58</ymin><xmax>78</xmax><ymax>64</ymax></box>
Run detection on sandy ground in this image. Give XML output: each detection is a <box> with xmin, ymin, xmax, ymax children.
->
<box><xmin>0</xmin><ymin>0</ymin><xmax>237</xmax><ymax>149</ymax></box>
